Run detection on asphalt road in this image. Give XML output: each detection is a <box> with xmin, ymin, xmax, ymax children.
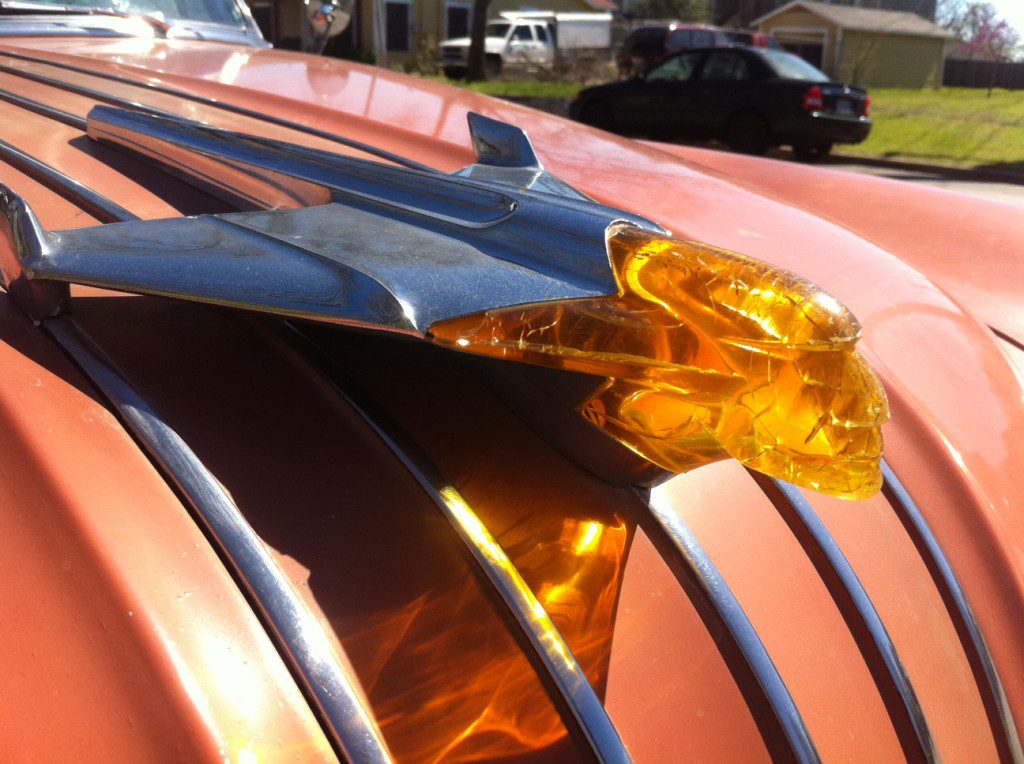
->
<box><xmin>824</xmin><ymin>160</ymin><xmax>1024</xmax><ymax>208</ymax></box>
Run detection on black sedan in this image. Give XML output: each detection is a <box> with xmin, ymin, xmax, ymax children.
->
<box><xmin>571</xmin><ymin>47</ymin><xmax>871</xmax><ymax>160</ymax></box>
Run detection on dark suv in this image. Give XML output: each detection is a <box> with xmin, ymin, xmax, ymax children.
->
<box><xmin>617</xmin><ymin>23</ymin><xmax>778</xmax><ymax>77</ymax></box>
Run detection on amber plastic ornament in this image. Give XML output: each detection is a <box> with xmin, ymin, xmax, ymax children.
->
<box><xmin>430</xmin><ymin>224</ymin><xmax>889</xmax><ymax>499</ymax></box>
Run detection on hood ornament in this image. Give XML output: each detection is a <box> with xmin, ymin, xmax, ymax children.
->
<box><xmin>0</xmin><ymin>107</ymin><xmax>888</xmax><ymax>497</ymax></box>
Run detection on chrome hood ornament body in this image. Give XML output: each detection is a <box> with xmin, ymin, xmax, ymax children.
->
<box><xmin>0</xmin><ymin>106</ymin><xmax>662</xmax><ymax>332</ymax></box>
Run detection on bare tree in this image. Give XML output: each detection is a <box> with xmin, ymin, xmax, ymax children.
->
<box><xmin>466</xmin><ymin>0</ymin><xmax>491</xmax><ymax>81</ymax></box>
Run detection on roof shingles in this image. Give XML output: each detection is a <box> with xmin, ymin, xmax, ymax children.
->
<box><xmin>757</xmin><ymin>1</ymin><xmax>953</xmax><ymax>38</ymax></box>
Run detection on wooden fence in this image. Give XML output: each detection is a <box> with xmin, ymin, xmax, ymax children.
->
<box><xmin>944</xmin><ymin>58</ymin><xmax>1024</xmax><ymax>90</ymax></box>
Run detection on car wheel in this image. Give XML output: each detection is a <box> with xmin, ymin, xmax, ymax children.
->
<box><xmin>580</xmin><ymin>101</ymin><xmax>615</xmax><ymax>131</ymax></box>
<box><xmin>793</xmin><ymin>142</ymin><xmax>833</xmax><ymax>163</ymax></box>
<box><xmin>725</xmin><ymin>113</ymin><xmax>771</xmax><ymax>155</ymax></box>
<box><xmin>485</xmin><ymin>55</ymin><xmax>502</xmax><ymax>79</ymax></box>
<box><xmin>442</xmin><ymin>66</ymin><xmax>465</xmax><ymax>79</ymax></box>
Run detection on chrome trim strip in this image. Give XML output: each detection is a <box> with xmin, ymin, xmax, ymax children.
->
<box><xmin>750</xmin><ymin>472</ymin><xmax>938</xmax><ymax>763</ymax></box>
<box><xmin>642</xmin><ymin>487</ymin><xmax>820</xmax><ymax>764</ymax></box>
<box><xmin>45</xmin><ymin>318</ymin><xmax>393</xmax><ymax>764</ymax></box>
<box><xmin>0</xmin><ymin>51</ymin><xmax>438</xmax><ymax>173</ymax></box>
<box><xmin>881</xmin><ymin>462</ymin><xmax>1023</xmax><ymax>763</ymax></box>
<box><xmin>0</xmin><ymin>137</ymin><xmax>137</xmax><ymax>222</ymax></box>
<box><xmin>282</xmin><ymin>323</ymin><xmax>631</xmax><ymax>764</ymax></box>
<box><xmin>0</xmin><ymin>85</ymin><xmax>86</xmax><ymax>129</ymax></box>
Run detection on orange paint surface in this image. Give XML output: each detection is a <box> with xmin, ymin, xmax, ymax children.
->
<box><xmin>0</xmin><ymin>294</ymin><xmax>332</xmax><ymax>760</ymax></box>
<box><xmin>0</xmin><ymin>34</ymin><xmax>1019</xmax><ymax>761</ymax></box>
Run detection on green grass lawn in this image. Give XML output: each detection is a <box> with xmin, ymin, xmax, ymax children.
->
<box><xmin>836</xmin><ymin>87</ymin><xmax>1024</xmax><ymax>171</ymax></box>
<box><xmin>429</xmin><ymin>76</ymin><xmax>580</xmax><ymax>99</ymax></box>
<box><xmin>431</xmin><ymin>78</ymin><xmax>1024</xmax><ymax>171</ymax></box>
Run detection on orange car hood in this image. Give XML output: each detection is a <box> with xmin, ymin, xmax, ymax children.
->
<box><xmin>1</xmin><ymin>36</ymin><xmax>1022</xmax><ymax>761</ymax></box>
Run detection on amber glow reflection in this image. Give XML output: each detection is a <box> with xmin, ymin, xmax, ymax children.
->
<box><xmin>336</xmin><ymin>489</ymin><xmax>631</xmax><ymax>761</ymax></box>
<box><xmin>431</xmin><ymin>224</ymin><xmax>889</xmax><ymax>499</ymax></box>
<box><xmin>439</xmin><ymin>486</ymin><xmax>577</xmax><ymax>672</ymax></box>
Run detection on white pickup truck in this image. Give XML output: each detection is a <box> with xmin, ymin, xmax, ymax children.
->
<box><xmin>439</xmin><ymin>12</ymin><xmax>612</xmax><ymax>78</ymax></box>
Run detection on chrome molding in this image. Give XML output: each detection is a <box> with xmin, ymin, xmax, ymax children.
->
<box><xmin>0</xmin><ymin>50</ymin><xmax>438</xmax><ymax>173</ymax></box>
<box><xmin>44</xmin><ymin>317</ymin><xmax>393</xmax><ymax>764</ymax></box>
<box><xmin>882</xmin><ymin>462</ymin><xmax>1023</xmax><ymax>763</ymax></box>
<box><xmin>0</xmin><ymin>85</ymin><xmax>86</xmax><ymax>129</ymax></box>
<box><xmin>751</xmin><ymin>473</ymin><xmax>937</xmax><ymax>763</ymax></box>
<box><xmin>643</xmin><ymin>487</ymin><xmax>820</xmax><ymax>763</ymax></box>
<box><xmin>282</xmin><ymin>323</ymin><xmax>631</xmax><ymax>764</ymax></box>
<box><xmin>0</xmin><ymin>59</ymin><xmax>199</xmax><ymax>119</ymax></box>
<box><xmin>0</xmin><ymin>138</ymin><xmax>137</xmax><ymax>223</ymax></box>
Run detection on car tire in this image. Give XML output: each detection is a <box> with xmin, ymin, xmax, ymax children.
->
<box><xmin>725</xmin><ymin>113</ymin><xmax>771</xmax><ymax>155</ymax></box>
<box><xmin>580</xmin><ymin>101</ymin><xmax>615</xmax><ymax>131</ymax></box>
<box><xmin>442</xmin><ymin>66</ymin><xmax>465</xmax><ymax>79</ymax></box>
<box><xmin>485</xmin><ymin>55</ymin><xmax>502</xmax><ymax>79</ymax></box>
<box><xmin>793</xmin><ymin>142</ymin><xmax>833</xmax><ymax>162</ymax></box>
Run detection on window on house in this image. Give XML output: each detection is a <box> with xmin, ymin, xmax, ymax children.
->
<box><xmin>249</xmin><ymin>0</ymin><xmax>276</xmax><ymax>43</ymax></box>
<box><xmin>445</xmin><ymin>3</ymin><xmax>469</xmax><ymax>39</ymax></box>
<box><xmin>385</xmin><ymin>1</ymin><xmax>410</xmax><ymax>52</ymax></box>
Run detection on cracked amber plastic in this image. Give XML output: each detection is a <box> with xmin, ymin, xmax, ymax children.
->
<box><xmin>430</xmin><ymin>224</ymin><xmax>889</xmax><ymax>499</ymax></box>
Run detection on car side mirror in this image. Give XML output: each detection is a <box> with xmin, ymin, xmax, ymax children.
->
<box><xmin>303</xmin><ymin>0</ymin><xmax>352</xmax><ymax>54</ymax></box>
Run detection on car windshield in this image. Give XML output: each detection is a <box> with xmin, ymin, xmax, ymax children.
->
<box><xmin>759</xmin><ymin>49</ymin><xmax>829</xmax><ymax>82</ymax></box>
<box><xmin>485</xmin><ymin>22</ymin><xmax>510</xmax><ymax>38</ymax></box>
<box><xmin>0</xmin><ymin>0</ymin><xmax>242</xmax><ymax>25</ymax></box>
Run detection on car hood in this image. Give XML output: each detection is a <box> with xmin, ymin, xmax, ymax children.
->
<box><xmin>0</xmin><ymin>36</ymin><xmax>1020</xmax><ymax>762</ymax></box>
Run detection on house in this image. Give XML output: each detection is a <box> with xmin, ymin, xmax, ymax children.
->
<box><xmin>715</xmin><ymin>0</ymin><xmax>937</xmax><ymax>30</ymax></box>
<box><xmin>753</xmin><ymin>0</ymin><xmax>951</xmax><ymax>87</ymax></box>
<box><xmin>249</xmin><ymin>0</ymin><xmax>616</xmax><ymax>63</ymax></box>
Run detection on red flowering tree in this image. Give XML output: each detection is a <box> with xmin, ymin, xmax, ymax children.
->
<box><xmin>940</xmin><ymin>0</ymin><xmax>1021</xmax><ymax>93</ymax></box>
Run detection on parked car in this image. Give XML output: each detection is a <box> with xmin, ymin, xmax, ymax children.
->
<box><xmin>439</xmin><ymin>12</ymin><xmax>611</xmax><ymax>78</ymax></box>
<box><xmin>2</xmin><ymin>0</ymin><xmax>1023</xmax><ymax>761</ymax></box>
<box><xmin>616</xmin><ymin>22</ymin><xmax>777</xmax><ymax>76</ymax></box>
<box><xmin>576</xmin><ymin>46</ymin><xmax>871</xmax><ymax>159</ymax></box>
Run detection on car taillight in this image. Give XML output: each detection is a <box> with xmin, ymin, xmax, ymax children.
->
<box><xmin>863</xmin><ymin>95</ymin><xmax>871</xmax><ymax>116</ymax></box>
<box><xmin>802</xmin><ymin>85</ymin><xmax>824</xmax><ymax>111</ymax></box>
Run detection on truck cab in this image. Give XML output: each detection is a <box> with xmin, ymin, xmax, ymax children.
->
<box><xmin>440</xmin><ymin>19</ymin><xmax>554</xmax><ymax>78</ymax></box>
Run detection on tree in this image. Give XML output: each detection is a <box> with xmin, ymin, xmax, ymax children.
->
<box><xmin>626</xmin><ymin>0</ymin><xmax>709</xmax><ymax>22</ymax></box>
<box><xmin>466</xmin><ymin>0</ymin><xmax>491</xmax><ymax>81</ymax></box>
<box><xmin>939</xmin><ymin>1</ymin><xmax>1021</xmax><ymax>93</ymax></box>
<box><xmin>939</xmin><ymin>1</ymin><xmax>1021</xmax><ymax>61</ymax></box>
